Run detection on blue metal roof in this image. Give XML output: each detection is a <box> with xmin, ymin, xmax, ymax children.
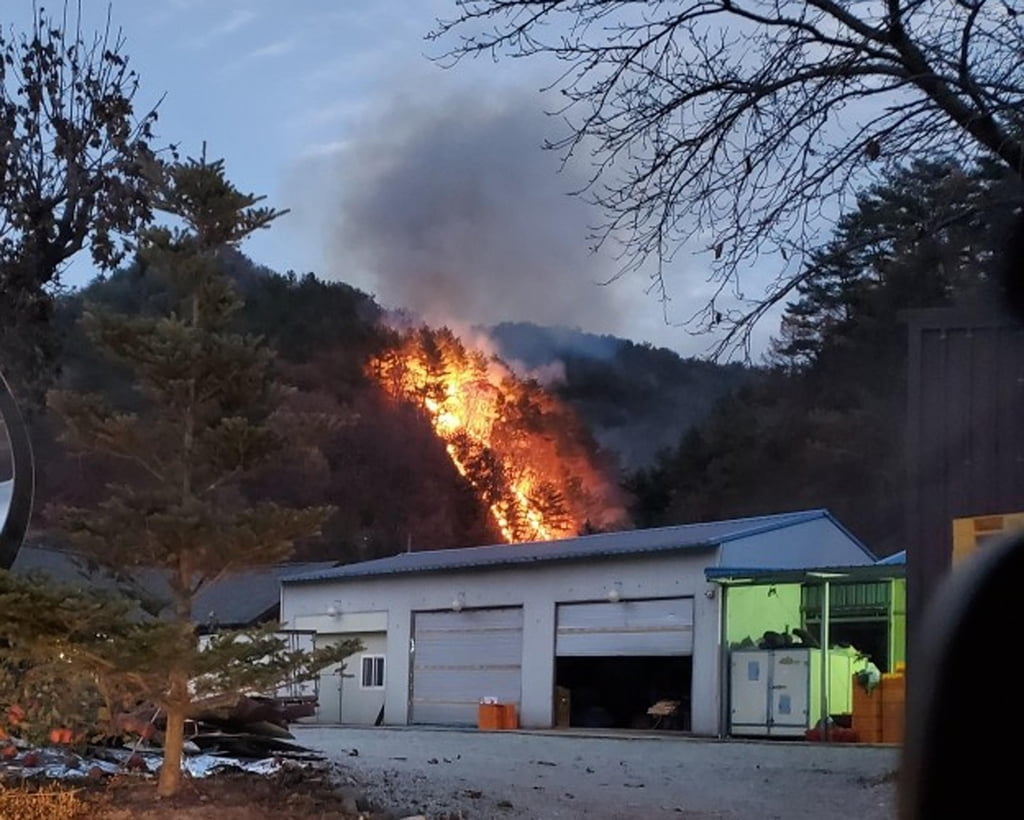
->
<box><xmin>283</xmin><ymin>509</ymin><xmax>841</xmax><ymax>584</ymax></box>
<box><xmin>876</xmin><ymin>550</ymin><xmax>906</xmax><ymax>566</ymax></box>
<box><xmin>705</xmin><ymin>562</ymin><xmax>905</xmax><ymax>583</ymax></box>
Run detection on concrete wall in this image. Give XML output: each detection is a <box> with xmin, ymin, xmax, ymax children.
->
<box><xmin>718</xmin><ymin>517</ymin><xmax>874</xmax><ymax>570</ymax></box>
<box><xmin>281</xmin><ymin>549</ymin><xmax>724</xmax><ymax>734</ymax></box>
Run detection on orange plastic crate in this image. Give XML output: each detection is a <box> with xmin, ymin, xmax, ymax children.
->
<box><xmin>881</xmin><ymin>673</ymin><xmax>906</xmax><ymax>697</ymax></box>
<box><xmin>501</xmin><ymin>703</ymin><xmax>519</xmax><ymax>730</ymax></box>
<box><xmin>882</xmin><ymin>715</ymin><xmax>904</xmax><ymax>744</ymax></box>
<box><xmin>478</xmin><ymin>703</ymin><xmax>503</xmax><ymax>730</ymax></box>
<box><xmin>880</xmin><ymin>674</ymin><xmax>906</xmax><ymax>744</ymax></box>
<box><xmin>851</xmin><ymin>677</ymin><xmax>883</xmax><ymax>743</ymax></box>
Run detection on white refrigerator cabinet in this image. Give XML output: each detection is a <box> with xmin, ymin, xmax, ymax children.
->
<box><xmin>729</xmin><ymin>648</ymin><xmax>858</xmax><ymax>737</ymax></box>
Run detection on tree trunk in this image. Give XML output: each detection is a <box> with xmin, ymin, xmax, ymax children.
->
<box><xmin>157</xmin><ymin>671</ymin><xmax>189</xmax><ymax>798</ymax></box>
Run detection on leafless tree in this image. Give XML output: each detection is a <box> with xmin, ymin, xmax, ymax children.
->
<box><xmin>1</xmin><ymin>5</ymin><xmax>160</xmax><ymax>403</ymax></box>
<box><xmin>432</xmin><ymin>1</ymin><xmax>1024</xmax><ymax>354</ymax></box>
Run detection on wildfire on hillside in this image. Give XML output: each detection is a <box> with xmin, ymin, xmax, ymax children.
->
<box><xmin>369</xmin><ymin>327</ymin><xmax>625</xmax><ymax>543</ymax></box>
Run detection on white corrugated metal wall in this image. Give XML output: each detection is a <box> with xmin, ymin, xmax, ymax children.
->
<box><xmin>555</xmin><ymin>598</ymin><xmax>695</xmax><ymax>656</ymax></box>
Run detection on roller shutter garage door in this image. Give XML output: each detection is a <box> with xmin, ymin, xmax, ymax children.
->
<box><xmin>556</xmin><ymin>598</ymin><xmax>694</xmax><ymax>656</ymax></box>
<box><xmin>411</xmin><ymin>607</ymin><xmax>523</xmax><ymax>725</ymax></box>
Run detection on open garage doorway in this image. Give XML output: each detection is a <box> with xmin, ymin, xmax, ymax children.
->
<box><xmin>555</xmin><ymin>656</ymin><xmax>692</xmax><ymax>730</ymax></box>
<box><xmin>553</xmin><ymin>598</ymin><xmax>695</xmax><ymax>731</ymax></box>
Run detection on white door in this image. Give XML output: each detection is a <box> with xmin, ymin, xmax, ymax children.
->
<box><xmin>729</xmin><ymin>650</ymin><xmax>770</xmax><ymax>735</ymax></box>
<box><xmin>411</xmin><ymin>607</ymin><xmax>523</xmax><ymax>725</ymax></box>
<box><xmin>316</xmin><ymin>661</ymin><xmax>343</xmax><ymax>723</ymax></box>
<box><xmin>768</xmin><ymin>649</ymin><xmax>810</xmax><ymax>735</ymax></box>
<box><xmin>556</xmin><ymin>598</ymin><xmax>694</xmax><ymax>656</ymax></box>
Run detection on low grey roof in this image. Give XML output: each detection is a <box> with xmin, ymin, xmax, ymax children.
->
<box><xmin>11</xmin><ymin>542</ymin><xmax>141</xmax><ymax>589</ymax></box>
<box><xmin>193</xmin><ymin>561</ymin><xmax>337</xmax><ymax>627</ymax></box>
<box><xmin>10</xmin><ymin>543</ymin><xmax>333</xmax><ymax>626</ymax></box>
<box><xmin>283</xmin><ymin>509</ymin><xmax>844</xmax><ymax>584</ymax></box>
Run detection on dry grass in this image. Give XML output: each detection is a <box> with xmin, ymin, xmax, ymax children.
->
<box><xmin>0</xmin><ymin>783</ymin><xmax>83</xmax><ymax>820</ymax></box>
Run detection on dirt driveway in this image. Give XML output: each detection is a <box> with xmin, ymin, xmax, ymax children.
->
<box><xmin>295</xmin><ymin>726</ymin><xmax>899</xmax><ymax>819</ymax></box>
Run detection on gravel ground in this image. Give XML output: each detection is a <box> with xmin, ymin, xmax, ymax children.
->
<box><xmin>294</xmin><ymin>726</ymin><xmax>899</xmax><ymax>819</ymax></box>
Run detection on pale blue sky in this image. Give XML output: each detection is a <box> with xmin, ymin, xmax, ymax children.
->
<box><xmin>8</xmin><ymin>1</ymin><xmax>771</xmax><ymax>356</ymax></box>
<box><xmin>45</xmin><ymin>0</ymin><xmax>453</xmax><ymax>282</ymax></box>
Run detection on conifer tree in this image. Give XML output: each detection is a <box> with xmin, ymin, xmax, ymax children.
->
<box><xmin>47</xmin><ymin>155</ymin><xmax>355</xmax><ymax>797</ymax></box>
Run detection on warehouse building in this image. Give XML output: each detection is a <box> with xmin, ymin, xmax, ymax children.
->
<box><xmin>279</xmin><ymin>509</ymin><xmax>876</xmax><ymax>735</ymax></box>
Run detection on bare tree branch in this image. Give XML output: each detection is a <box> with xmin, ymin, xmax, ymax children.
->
<box><xmin>432</xmin><ymin>0</ymin><xmax>1024</xmax><ymax>355</ymax></box>
<box><xmin>0</xmin><ymin>5</ymin><xmax>162</xmax><ymax>402</ymax></box>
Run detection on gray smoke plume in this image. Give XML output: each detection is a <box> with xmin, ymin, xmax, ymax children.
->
<box><xmin>324</xmin><ymin>86</ymin><xmax>627</xmax><ymax>332</ymax></box>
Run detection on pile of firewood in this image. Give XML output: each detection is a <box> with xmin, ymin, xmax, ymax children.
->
<box><xmin>116</xmin><ymin>695</ymin><xmax>318</xmax><ymax>759</ymax></box>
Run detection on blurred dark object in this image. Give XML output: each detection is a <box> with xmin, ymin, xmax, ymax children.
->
<box><xmin>899</xmin><ymin>529</ymin><xmax>1021</xmax><ymax>818</ymax></box>
<box><xmin>905</xmin><ymin>208</ymin><xmax>1024</xmax><ymax>635</ymax></box>
<box><xmin>1001</xmin><ymin>206</ymin><xmax>1024</xmax><ymax>319</ymax></box>
<box><xmin>902</xmin><ymin>211</ymin><xmax>1024</xmax><ymax>816</ymax></box>
<box><xmin>904</xmin><ymin>309</ymin><xmax>1024</xmax><ymax>636</ymax></box>
<box><xmin>0</xmin><ymin>369</ymin><xmax>34</xmax><ymax>569</ymax></box>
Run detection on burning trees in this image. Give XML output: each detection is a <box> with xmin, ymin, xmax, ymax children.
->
<box><xmin>44</xmin><ymin>156</ymin><xmax>354</xmax><ymax>797</ymax></box>
<box><xmin>370</xmin><ymin>327</ymin><xmax>625</xmax><ymax>542</ymax></box>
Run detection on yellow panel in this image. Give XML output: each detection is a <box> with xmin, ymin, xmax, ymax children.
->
<box><xmin>952</xmin><ymin>517</ymin><xmax>976</xmax><ymax>565</ymax></box>
<box><xmin>952</xmin><ymin>512</ymin><xmax>1024</xmax><ymax>565</ymax></box>
<box><xmin>972</xmin><ymin>515</ymin><xmax>1005</xmax><ymax>532</ymax></box>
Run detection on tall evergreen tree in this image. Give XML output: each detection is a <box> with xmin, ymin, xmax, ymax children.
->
<box><xmin>47</xmin><ymin>156</ymin><xmax>353</xmax><ymax>797</ymax></box>
<box><xmin>775</xmin><ymin>159</ymin><xmax>1003</xmax><ymax>368</ymax></box>
<box><xmin>629</xmin><ymin>160</ymin><xmax>1012</xmax><ymax>552</ymax></box>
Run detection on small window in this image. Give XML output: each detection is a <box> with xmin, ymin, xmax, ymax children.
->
<box><xmin>360</xmin><ymin>655</ymin><xmax>385</xmax><ymax>689</ymax></box>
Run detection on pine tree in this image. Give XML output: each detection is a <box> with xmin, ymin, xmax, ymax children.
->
<box><xmin>773</xmin><ymin>159</ymin><xmax>1002</xmax><ymax>369</ymax></box>
<box><xmin>628</xmin><ymin>159</ymin><xmax>1010</xmax><ymax>553</ymax></box>
<box><xmin>529</xmin><ymin>481</ymin><xmax>571</xmax><ymax>538</ymax></box>
<box><xmin>0</xmin><ymin>569</ymin><xmax>147</xmax><ymax>745</ymax></box>
<box><xmin>47</xmin><ymin>156</ymin><xmax>355</xmax><ymax>797</ymax></box>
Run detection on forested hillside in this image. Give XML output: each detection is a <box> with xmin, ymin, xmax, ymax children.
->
<box><xmin>488</xmin><ymin>323</ymin><xmax>751</xmax><ymax>467</ymax></box>
<box><xmin>36</xmin><ymin>260</ymin><xmax>500</xmax><ymax>562</ymax></box>
<box><xmin>28</xmin><ymin>248</ymin><xmax>756</xmax><ymax>561</ymax></box>
<box><xmin>27</xmin><ymin>159</ymin><xmax>1018</xmax><ymax>563</ymax></box>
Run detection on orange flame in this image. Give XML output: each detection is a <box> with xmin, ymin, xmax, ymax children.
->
<box><xmin>370</xmin><ymin>327</ymin><xmax>622</xmax><ymax>543</ymax></box>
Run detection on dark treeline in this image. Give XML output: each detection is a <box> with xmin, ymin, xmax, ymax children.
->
<box><xmin>627</xmin><ymin>159</ymin><xmax>1021</xmax><ymax>556</ymax></box>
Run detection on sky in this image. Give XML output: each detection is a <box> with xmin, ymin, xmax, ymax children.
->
<box><xmin>7</xmin><ymin>0</ymin><xmax>779</xmax><ymax>358</ymax></box>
